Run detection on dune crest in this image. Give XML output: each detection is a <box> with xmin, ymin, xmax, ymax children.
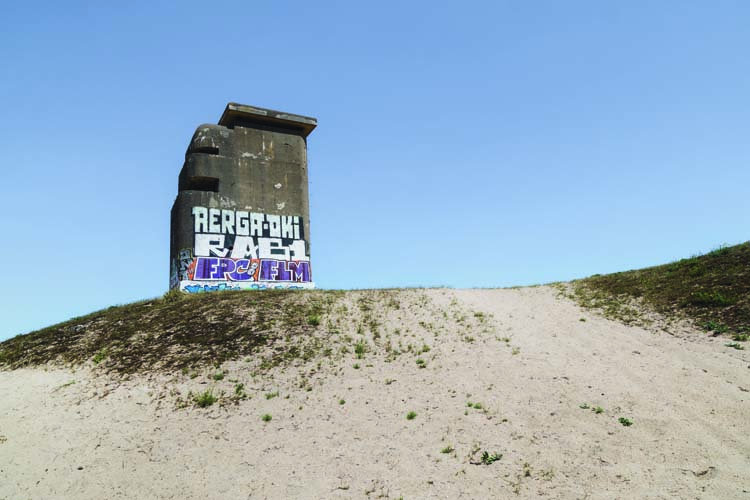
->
<box><xmin>1</xmin><ymin>287</ymin><xmax>748</xmax><ymax>499</ymax></box>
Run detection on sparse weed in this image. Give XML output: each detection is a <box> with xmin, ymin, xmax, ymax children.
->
<box><xmin>687</xmin><ymin>291</ymin><xmax>736</xmax><ymax>307</ymax></box>
<box><xmin>618</xmin><ymin>417</ymin><xmax>633</xmax><ymax>427</ymax></box>
<box><xmin>441</xmin><ymin>445</ymin><xmax>454</xmax><ymax>454</ymax></box>
<box><xmin>480</xmin><ymin>451</ymin><xmax>502</xmax><ymax>465</ymax></box>
<box><xmin>161</xmin><ymin>288</ymin><xmax>184</xmax><ymax>303</ymax></box>
<box><xmin>593</xmin><ymin>406</ymin><xmax>604</xmax><ymax>414</ymax></box>
<box><xmin>523</xmin><ymin>462</ymin><xmax>532</xmax><ymax>477</ymax></box>
<box><xmin>354</xmin><ymin>340</ymin><xmax>367</xmax><ymax>359</ymax></box>
<box><xmin>261</xmin><ymin>413</ymin><xmax>272</xmax><ymax>422</ymax></box>
<box><xmin>194</xmin><ymin>389</ymin><xmax>218</xmax><ymax>408</ymax></box>
<box><xmin>212</xmin><ymin>371</ymin><xmax>224</xmax><ymax>381</ymax></box>
<box><xmin>54</xmin><ymin>380</ymin><xmax>76</xmax><ymax>391</ymax></box>
<box><xmin>579</xmin><ymin>403</ymin><xmax>590</xmax><ymax>409</ymax></box>
<box><xmin>265</xmin><ymin>390</ymin><xmax>279</xmax><ymax>400</ymax></box>
<box><xmin>92</xmin><ymin>348</ymin><xmax>109</xmax><ymax>365</ymax></box>
<box><xmin>704</xmin><ymin>320</ymin><xmax>729</xmax><ymax>333</ymax></box>
<box><xmin>406</xmin><ymin>411</ymin><xmax>417</xmax><ymax>420</ymax></box>
<box><xmin>234</xmin><ymin>383</ymin><xmax>246</xmax><ymax>398</ymax></box>
<box><xmin>307</xmin><ymin>314</ymin><xmax>321</xmax><ymax>327</ymax></box>
<box><xmin>708</xmin><ymin>244</ymin><xmax>731</xmax><ymax>256</ymax></box>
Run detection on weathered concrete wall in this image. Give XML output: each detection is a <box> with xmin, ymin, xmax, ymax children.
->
<box><xmin>170</xmin><ymin>103</ymin><xmax>316</xmax><ymax>292</ymax></box>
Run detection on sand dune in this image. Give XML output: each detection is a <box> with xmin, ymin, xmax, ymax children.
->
<box><xmin>1</xmin><ymin>287</ymin><xmax>748</xmax><ymax>499</ymax></box>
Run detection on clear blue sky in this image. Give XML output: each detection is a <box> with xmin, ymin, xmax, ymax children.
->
<box><xmin>1</xmin><ymin>1</ymin><xmax>748</xmax><ymax>340</ymax></box>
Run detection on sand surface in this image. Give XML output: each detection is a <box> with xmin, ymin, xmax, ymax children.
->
<box><xmin>1</xmin><ymin>287</ymin><xmax>748</xmax><ymax>499</ymax></box>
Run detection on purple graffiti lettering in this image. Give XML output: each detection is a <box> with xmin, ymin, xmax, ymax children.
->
<box><xmin>194</xmin><ymin>258</ymin><xmax>217</xmax><ymax>280</ymax></box>
<box><xmin>258</xmin><ymin>260</ymin><xmax>311</xmax><ymax>282</ymax></box>
<box><xmin>213</xmin><ymin>258</ymin><xmax>235</xmax><ymax>279</ymax></box>
<box><xmin>259</xmin><ymin>260</ymin><xmax>278</xmax><ymax>281</ymax></box>
<box><xmin>194</xmin><ymin>257</ymin><xmax>236</xmax><ymax>280</ymax></box>
<box><xmin>287</xmin><ymin>261</ymin><xmax>311</xmax><ymax>282</ymax></box>
<box><xmin>227</xmin><ymin>259</ymin><xmax>259</xmax><ymax>281</ymax></box>
<box><xmin>227</xmin><ymin>259</ymin><xmax>249</xmax><ymax>280</ymax></box>
<box><xmin>195</xmin><ymin>257</ymin><xmax>260</xmax><ymax>281</ymax></box>
<box><xmin>194</xmin><ymin>258</ymin><xmax>311</xmax><ymax>283</ymax></box>
<box><xmin>275</xmin><ymin>262</ymin><xmax>291</xmax><ymax>280</ymax></box>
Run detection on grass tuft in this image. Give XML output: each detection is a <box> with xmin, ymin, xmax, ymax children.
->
<box><xmin>194</xmin><ymin>389</ymin><xmax>218</xmax><ymax>408</ymax></box>
<box><xmin>265</xmin><ymin>390</ymin><xmax>279</xmax><ymax>400</ymax></box>
<box><xmin>307</xmin><ymin>314</ymin><xmax>321</xmax><ymax>327</ymax></box>
<box><xmin>354</xmin><ymin>340</ymin><xmax>367</xmax><ymax>359</ymax></box>
<box><xmin>92</xmin><ymin>348</ymin><xmax>109</xmax><ymax>365</ymax></box>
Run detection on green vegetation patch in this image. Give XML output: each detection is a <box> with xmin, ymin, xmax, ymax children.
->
<box><xmin>0</xmin><ymin>289</ymin><xmax>343</xmax><ymax>375</ymax></box>
<box><xmin>573</xmin><ymin>242</ymin><xmax>750</xmax><ymax>335</ymax></box>
<box><xmin>480</xmin><ymin>451</ymin><xmax>503</xmax><ymax>465</ymax></box>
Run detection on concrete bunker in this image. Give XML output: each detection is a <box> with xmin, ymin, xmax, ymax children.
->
<box><xmin>169</xmin><ymin>103</ymin><xmax>317</xmax><ymax>292</ymax></box>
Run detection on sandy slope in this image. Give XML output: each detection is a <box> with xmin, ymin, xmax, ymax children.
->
<box><xmin>1</xmin><ymin>287</ymin><xmax>748</xmax><ymax>499</ymax></box>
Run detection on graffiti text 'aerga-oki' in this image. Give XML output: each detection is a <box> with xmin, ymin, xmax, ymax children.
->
<box><xmin>169</xmin><ymin>103</ymin><xmax>317</xmax><ymax>293</ymax></box>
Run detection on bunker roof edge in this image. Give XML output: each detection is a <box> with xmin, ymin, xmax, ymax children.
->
<box><xmin>218</xmin><ymin>102</ymin><xmax>317</xmax><ymax>138</ymax></box>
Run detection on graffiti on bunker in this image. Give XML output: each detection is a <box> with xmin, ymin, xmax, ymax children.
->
<box><xmin>172</xmin><ymin>206</ymin><xmax>313</xmax><ymax>292</ymax></box>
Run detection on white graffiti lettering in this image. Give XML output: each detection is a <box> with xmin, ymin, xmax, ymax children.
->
<box><xmin>194</xmin><ymin>233</ymin><xmax>229</xmax><ymax>257</ymax></box>
<box><xmin>191</xmin><ymin>206</ymin><xmax>301</xmax><ymax>237</ymax></box>
<box><xmin>192</xmin><ymin>206</ymin><xmax>208</xmax><ymax>232</ymax></box>
<box><xmin>230</xmin><ymin>236</ymin><xmax>258</xmax><ymax>259</ymax></box>
<box><xmin>208</xmin><ymin>208</ymin><xmax>221</xmax><ymax>233</ymax></box>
